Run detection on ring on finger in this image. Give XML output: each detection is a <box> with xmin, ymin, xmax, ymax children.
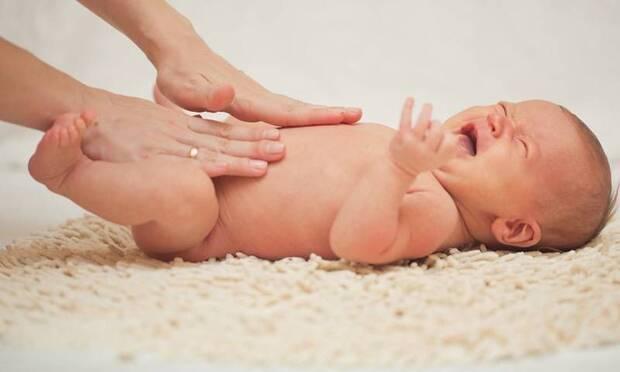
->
<box><xmin>188</xmin><ymin>146</ymin><xmax>199</xmax><ymax>159</ymax></box>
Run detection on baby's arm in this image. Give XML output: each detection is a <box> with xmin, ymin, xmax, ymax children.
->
<box><xmin>330</xmin><ymin>99</ymin><xmax>457</xmax><ymax>264</ymax></box>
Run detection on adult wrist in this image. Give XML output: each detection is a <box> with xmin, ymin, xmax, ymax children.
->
<box><xmin>78</xmin><ymin>85</ymin><xmax>116</xmax><ymax>115</ymax></box>
<box><xmin>143</xmin><ymin>17</ymin><xmax>203</xmax><ymax>68</ymax></box>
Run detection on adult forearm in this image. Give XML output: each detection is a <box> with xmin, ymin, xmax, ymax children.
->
<box><xmin>0</xmin><ymin>38</ymin><xmax>89</xmax><ymax>131</ymax></box>
<box><xmin>78</xmin><ymin>0</ymin><xmax>201</xmax><ymax>67</ymax></box>
<box><xmin>329</xmin><ymin>158</ymin><xmax>416</xmax><ymax>261</ymax></box>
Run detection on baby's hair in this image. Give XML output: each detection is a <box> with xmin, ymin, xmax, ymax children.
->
<box><xmin>538</xmin><ymin>106</ymin><xmax>618</xmax><ymax>251</ymax></box>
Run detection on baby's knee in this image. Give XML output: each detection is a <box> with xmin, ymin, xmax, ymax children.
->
<box><xmin>135</xmin><ymin>159</ymin><xmax>219</xmax><ymax>252</ymax></box>
<box><xmin>157</xmin><ymin>160</ymin><xmax>218</xmax><ymax>224</ymax></box>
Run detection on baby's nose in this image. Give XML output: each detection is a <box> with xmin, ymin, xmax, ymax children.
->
<box><xmin>487</xmin><ymin>114</ymin><xmax>509</xmax><ymax>138</ymax></box>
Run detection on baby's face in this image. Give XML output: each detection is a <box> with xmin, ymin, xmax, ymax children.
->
<box><xmin>433</xmin><ymin>100</ymin><xmax>585</xmax><ymax>219</ymax></box>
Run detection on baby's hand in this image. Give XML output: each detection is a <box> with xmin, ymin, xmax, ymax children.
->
<box><xmin>389</xmin><ymin>97</ymin><xmax>457</xmax><ymax>177</ymax></box>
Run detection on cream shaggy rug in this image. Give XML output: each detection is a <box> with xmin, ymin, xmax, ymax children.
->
<box><xmin>1</xmin><ymin>214</ymin><xmax>619</xmax><ymax>369</ymax></box>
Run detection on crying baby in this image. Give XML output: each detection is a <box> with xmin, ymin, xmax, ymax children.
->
<box><xmin>28</xmin><ymin>98</ymin><xmax>616</xmax><ymax>264</ymax></box>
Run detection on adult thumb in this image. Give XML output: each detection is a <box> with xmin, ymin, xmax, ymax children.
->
<box><xmin>156</xmin><ymin>74</ymin><xmax>235</xmax><ymax>113</ymax></box>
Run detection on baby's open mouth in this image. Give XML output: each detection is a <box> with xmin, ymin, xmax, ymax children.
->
<box><xmin>458</xmin><ymin>123</ymin><xmax>477</xmax><ymax>156</ymax></box>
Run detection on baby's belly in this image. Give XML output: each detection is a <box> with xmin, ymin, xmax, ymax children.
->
<box><xmin>209</xmin><ymin>124</ymin><xmax>394</xmax><ymax>259</ymax></box>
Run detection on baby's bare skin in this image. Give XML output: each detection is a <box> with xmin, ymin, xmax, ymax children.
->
<box><xmin>210</xmin><ymin>123</ymin><xmax>456</xmax><ymax>260</ymax></box>
<box><xmin>29</xmin><ymin>106</ymin><xmax>466</xmax><ymax>264</ymax></box>
<box><xmin>33</xmin><ymin>99</ymin><xmax>582</xmax><ymax>263</ymax></box>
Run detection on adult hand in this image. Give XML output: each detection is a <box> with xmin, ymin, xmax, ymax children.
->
<box><xmin>81</xmin><ymin>89</ymin><xmax>285</xmax><ymax>178</ymax></box>
<box><xmin>155</xmin><ymin>40</ymin><xmax>362</xmax><ymax>127</ymax></box>
<box><xmin>78</xmin><ymin>0</ymin><xmax>361</xmax><ymax>126</ymax></box>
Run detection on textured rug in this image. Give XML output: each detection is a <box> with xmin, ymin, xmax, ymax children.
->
<box><xmin>1</xmin><ymin>214</ymin><xmax>619</xmax><ymax>369</ymax></box>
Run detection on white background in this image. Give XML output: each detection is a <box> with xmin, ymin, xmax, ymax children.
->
<box><xmin>1</xmin><ymin>0</ymin><xmax>619</xmax><ymax>370</ymax></box>
<box><xmin>3</xmin><ymin>0</ymin><xmax>620</xmax><ymax>143</ymax></box>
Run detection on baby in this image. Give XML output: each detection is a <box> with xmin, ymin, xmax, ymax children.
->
<box><xmin>28</xmin><ymin>99</ymin><xmax>617</xmax><ymax>264</ymax></box>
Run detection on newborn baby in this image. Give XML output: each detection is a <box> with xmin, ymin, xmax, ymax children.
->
<box><xmin>29</xmin><ymin>99</ymin><xmax>616</xmax><ymax>264</ymax></box>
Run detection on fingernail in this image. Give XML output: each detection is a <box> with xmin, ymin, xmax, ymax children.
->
<box><xmin>347</xmin><ymin>107</ymin><xmax>361</xmax><ymax>114</ymax></box>
<box><xmin>251</xmin><ymin>160</ymin><xmax>268</xmax><ymax>170</ymax></box>
<box><xmin>264</xmin><ymin>129</ymin><xmax>280</xmax><ymax>140</ymax></box>
<box><xmin>266</xmin><ymin>142</ymin><xmax>285</xmax><ymax>154</ymax></box>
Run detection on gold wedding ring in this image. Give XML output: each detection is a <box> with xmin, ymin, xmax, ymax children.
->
<box><xmin>188</xmin><ymin>146</ymin><xmax>199</xmax><ymax>159</ymax></box>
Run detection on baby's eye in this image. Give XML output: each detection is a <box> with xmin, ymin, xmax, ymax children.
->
<box><xmin>517</xmin><ymin>138</ymin><xmax>528</xmax><ymax>157</ymax></box>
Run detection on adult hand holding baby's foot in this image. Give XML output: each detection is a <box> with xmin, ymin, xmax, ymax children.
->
<box><xmin>389</xmin><ymin>97</ymin><xmax>457</xmax><ymax>177</ymax></box>
<box><xmin>155</xmin><ymin>40</ymin><xmax>362</xmax><ymax>127</ymax></box>
<box><xmin>80</xmin><ymin>90</ymin><xmax>285</xmax><ymax>178</ymax></box>
<box><xmin>28</xmin><ymin>112</ymin><xmax>93</xmax><ymax>193</ymax></box>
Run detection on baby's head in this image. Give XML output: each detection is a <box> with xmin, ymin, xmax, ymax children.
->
<box><xmin>434</xmin><ymin>99</ymin><xmax>617</xmax><ymax>251</ymax></box>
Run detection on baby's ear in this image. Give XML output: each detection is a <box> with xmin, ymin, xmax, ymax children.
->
<box><xmin>491</xmin><ymin>217</ymin><xmax>542</xmax><ymax>248</ymax></box>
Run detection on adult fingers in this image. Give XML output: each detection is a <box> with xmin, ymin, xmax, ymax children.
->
<box><xmin>140</xmin><ymin>134</ymin><xmax>276</xmax><ymax>178</ymax></box>
<box><xmin>156</xmin><ymin>139</ymin><xmax>270</xmax><ymax>177</ymax></box>
<box><xmin>175</xmin><ymin>133</ymin><xmax>286</xmax><ymax>163</ymax></box>
<box><xmin>194</xmin><ymin>149</ymin><xmax>269</xmax><ymax>178</ymax></box>
<box><xmin>187</xmin><ymin>116</ymin><xmax>280</xmax><ymax>141</ymax></box>
<box><xmin>227</xmin><ymin>95</ymin><xmax>362</xmax><ymax>127</ymax></box>
<box><xmin>156</xmin><ymin>71</ymin><xmax>236</xmax><ymax>113</ymax></box>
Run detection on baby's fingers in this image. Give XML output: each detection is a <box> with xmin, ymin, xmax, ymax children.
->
<box><xmin>399</xmin><ymin>97</ymin><xmax>415</xmax><ymax>134</ymax></box>
<box><xmin>439</xmin><ymin>132</ymin><xmax>459</xmax><ymax>158</ymax></box>
<box><xmin>412</xmin><ymin>103</ymin><xmax>433</xmax><ymax>139</ymax></box>
<box><xmin>425</xmin><ymin>124</ymin><xmax>444</xmax><ymax>151</ymax></box>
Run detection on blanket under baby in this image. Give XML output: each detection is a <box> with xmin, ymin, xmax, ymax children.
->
<box><xmin>1</xmin><ymin>214</ymin><xmax>619</xmax><ymax>368</ymax></box>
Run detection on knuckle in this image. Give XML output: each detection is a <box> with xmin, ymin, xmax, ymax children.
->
<box><xmin>223</xmin><ymin>156</ymin><xmax>245</xmax><ymax>173</ymax></box>
<box><xmin>216</xmin><ymin>138</ymin><xmax>229</xmax><ymax>153</ymax></box>
<box><xmin>251</xmin><ymin>142</ymin><xmax>264</xmax><ymax>157</ymax></box>
<box><xmin>234</xmin><ymin>98</ymin><xmax>255</xmax><ymax>120</ymax></box>
<box><xmin>212</xmin><ymin>152</ymin><xmax>226</xmax><ymax>164</ymax></box>
<box><xmin>177</xmin><ymin>74</ymin><xmax>202</xmax><ymax>91</ymax></box>
<box><xmin>218</xmin><ymin>124</ymin><xmax>233</xmax><ymax>139</ymax></box>
<box><xmin>202</xmin><ymin>150</ymin><xmax>217</xmax><ymax>162</ymax></box>
<box><xmin>136</xmin><ymin>149</ymin><xmax>150</xmax><ymax>161</ymax></box>
<box><xmin>254</xmin><ymin>128</ymin><xmax>266</xmax><ymax>140</ymax></box>
<box><xmin>165</xmin><ymin>119</ymin><xmax>180</xmax><ymax>130</ymax></box>
<box><xmin>243</xmin><ymin>157</ymin><xmax>257</xmax><ymax>170</ymax></box>
<box><xmin>259</xmin><ymin>140</ymin><xmax>273</xmax><ymax>156</ymax></box>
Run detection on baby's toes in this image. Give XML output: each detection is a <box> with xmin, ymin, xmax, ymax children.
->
<box><xmin>67</xmin><ymin>117</ymin><xmax>88</xmax><ymax>145</ymax></box>
<box><xmin>58</xmin><ymin>127</ymin><xmax>73</xmax><ymax>147</ymax></box>
<box><xmin>65</xmin><ymin>124</ymin><xmax>80</xmax><ymax>147</ymax></box>
<box><xmin>74</xmin><ymin>116</ymin><xmax>87</xmax><ymax>134</ymax></box>
<box><xmin>53</xmin><ymin>112</ymin><xmax>81</xmax><ymax>129</ymax></box>
<box><xmin>50</xmin><ymin>113</ymin><xmax>81</xmax><ymax>147</ymax></box>
<box><xmin>80</xmin><ymin>110</ymin><xmax>97</xmax><ymax>127</ymax></box>
<box><xmin>41</xmin><ymin>127</ymin><xmax>61</xmax><ymax>148</ymax></box>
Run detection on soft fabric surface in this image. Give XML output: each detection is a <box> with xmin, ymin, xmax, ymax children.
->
<box><xmin>1</xmin><ymin>215</ymin><xmax>619</xmax><ymax>369</ymax></box>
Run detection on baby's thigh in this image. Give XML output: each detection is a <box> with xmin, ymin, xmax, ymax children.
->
<box><xmin>142</xmin><ymin>156</ymin><xmax>213</xmax><ymax>196</ymax></box>
<box><xmin>132</xmin><ymin>156</ymin><xmax>219</xmax><ymax>256</ymax></box>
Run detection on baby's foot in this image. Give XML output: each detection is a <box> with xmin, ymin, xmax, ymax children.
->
<box><xmin>28</xmin><ymin>112</ymin><xmax>93</xmax><ymax>193</ymax></box>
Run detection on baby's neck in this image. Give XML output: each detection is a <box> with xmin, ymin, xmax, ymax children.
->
<box><xmin>439</xmin><ymin>208</ymin><xmax>477</xmax><ymax>251</ymax></box>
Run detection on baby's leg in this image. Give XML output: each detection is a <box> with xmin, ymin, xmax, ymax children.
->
<box><xmin>28</xmin><ymin>113</ymin><xmax>218</xmax><ymax>261</ymax></box>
